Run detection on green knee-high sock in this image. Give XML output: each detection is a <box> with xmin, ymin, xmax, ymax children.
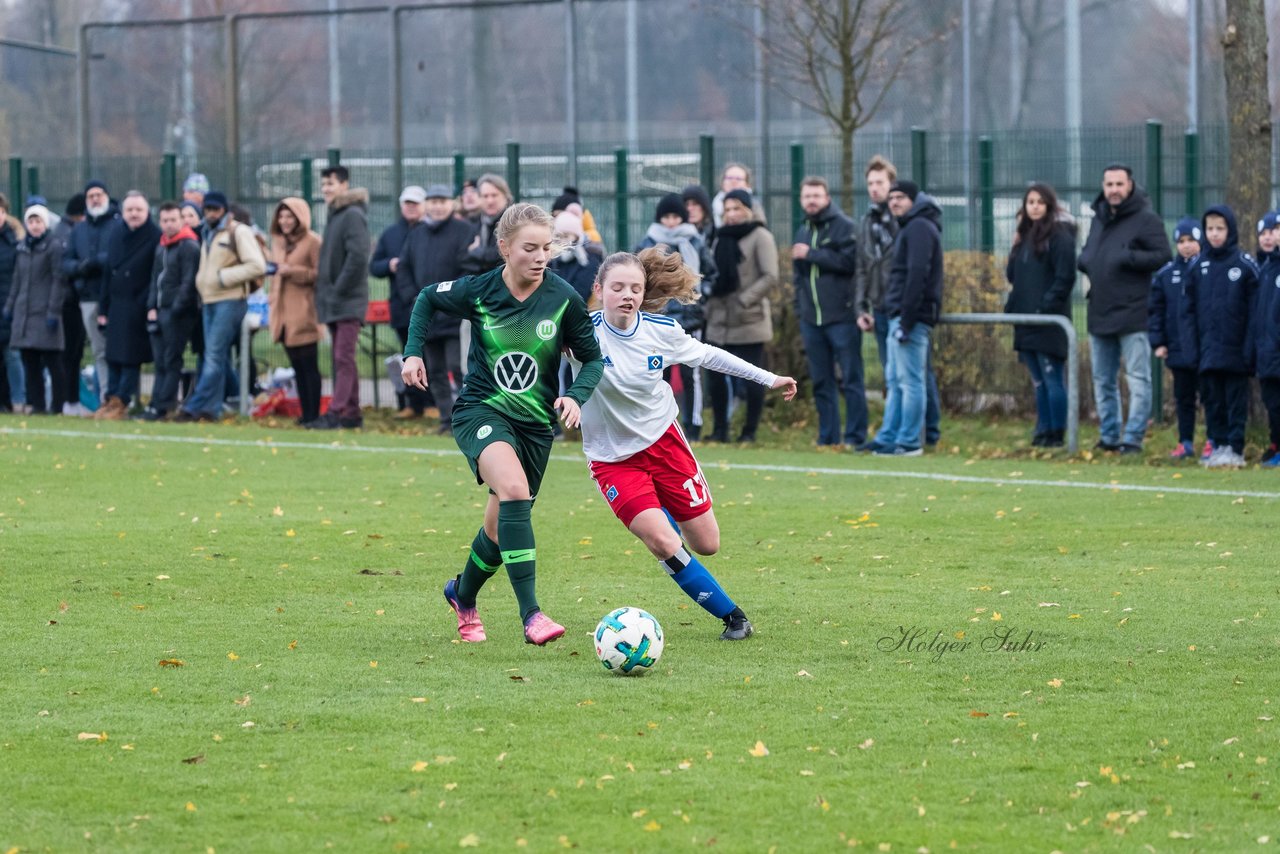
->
<box><xmin>456</xmin><ymin>527</ymin><xmax>502</xmax><ymax>607</ymax></box>
<box><xmin>497</xmin><ymin>499</ymin><xmax>539</xmax><ymax>620</ymax></box>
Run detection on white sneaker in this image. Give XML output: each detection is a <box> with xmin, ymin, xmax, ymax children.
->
<box><xmin>1201</xmin><ymin>447</ymin><xmax>1226</xmax><ymax>468</ymax></box>
<box><xmin>1218</xmin><ymin>449</ymin><xmax>1246</xmax><ymax>469</ymax></box>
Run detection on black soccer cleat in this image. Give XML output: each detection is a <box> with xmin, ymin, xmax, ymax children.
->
<box><xmin>720</xmin><ymin>608</ymin><xmax>754</xmax><ymax>641</ymax></box>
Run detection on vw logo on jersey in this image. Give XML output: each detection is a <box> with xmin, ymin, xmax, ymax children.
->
<box><xmin>1228</xmin><ymin>267</ymin><xmax>1242</xmax><ymax>281</ymax></box>
<box><xmin>647</xmin><ymin>355</ymin><xmax>663</xmax><ymax>371</ymax></box>
<box><xmin>536</xmin><ymin>319</ymin><xmax>558</xmax><ymax>341</ymax></box>
<box><xmin>436</xmin><ymin>280</ymin><xmax>454</xmax><ymax>292</ymax></box>
<box><xmin>477</xmin><ymin>425</ymin><xmax>493</xmax><ymax>440</ymax></box>
<box><xmin>494</xmin><ymin>351</ymin><xmax>539</xmax><ymax>393</ymax></box>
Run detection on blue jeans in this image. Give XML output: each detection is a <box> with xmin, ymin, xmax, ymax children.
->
<box><xmin>1089</xmin><ymin>332</ymin><xmax>1151</xmax><ymax>447</ymax></box>
<box><xmin>800</xmin><ymin>319</ymin><xmax>866</xmax><ymax>445</ymax></box>
<box><xmin>106</xmin><ymin>362</ymin><xmax>141</xmax><ymax>406</ymax></box>
<box><xmin>183</xmin><ymin>299</ymin><xmax>247</xmax><ymax>418</ymax></box>
<box><xmin>4</xmin><ymin>345</ymin><xmax>25</xmax><ymax>406</ymax></box>
<box><xmin>1020</xmin><ymin>350</ymin><xmax>1067</xmax><ymax>434</ymax></box>
<box><xmin>875</xmin><ymin>309</ymin><xmax>940</xmax><ymax>443</ymax></box>
<box><xmin>875</xmin><ymin>318</ymin><xmax>931</xmax><ymax>450</ymax></box>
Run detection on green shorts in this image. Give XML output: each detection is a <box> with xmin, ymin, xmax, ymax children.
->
<box><xmin>451</xmin><ymin>403</ymin><xmax>555</xmax><ymax>499</ymax></box>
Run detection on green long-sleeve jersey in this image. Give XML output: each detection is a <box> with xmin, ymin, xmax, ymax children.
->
<box><xmin>405</xmin><ymin>266</ymin><xmax>604</xmax><ymax>429</ymax></box>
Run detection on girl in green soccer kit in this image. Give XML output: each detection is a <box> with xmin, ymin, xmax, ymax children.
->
<box><xmin>401</xmin><ymin>203</ymin><xmax>604</xmax><ymax>645</ymax></box>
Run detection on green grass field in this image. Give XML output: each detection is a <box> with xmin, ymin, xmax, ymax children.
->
<box><xmin>2</xmin><ymin>414</ymin><xmax>1278</xmax><ymax>853</ymax></box>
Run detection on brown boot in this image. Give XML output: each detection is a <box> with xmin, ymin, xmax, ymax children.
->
<box><xmin>393</xmin><ymin>407</ymin><xmax>421</xmax><ymax>420</ymax></box>
<box><xmin>97</xmin><ymin>396</ymin><xmax>127</xmax><ymax>420</ymax></box>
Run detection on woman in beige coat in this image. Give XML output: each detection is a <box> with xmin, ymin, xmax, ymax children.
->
<box><xmin>268</xmin><ymin>197</ymin><xmax>323</xmax><ymax>426</ymax></box>
<box><xmin>704</xmin><ymin>189</ymin><xmax>778</xmax><ymax>443</ymax></box>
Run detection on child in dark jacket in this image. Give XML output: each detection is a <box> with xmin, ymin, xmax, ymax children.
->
<box><xmin>1184</xmin><ymin>205</ymin><xmax>1259</xmax><ymax>468</ymax></box>
<box><xmin>1254</xmin><ymin>210</ymin><xmax>1280</xmax><ymax>466</ymax></box>
<box><xmin>1148</xmin><ymin>217</ymin><xmax>1202</xmax><ymax>459</ymax></box>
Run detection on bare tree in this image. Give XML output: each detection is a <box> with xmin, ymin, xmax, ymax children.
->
<box><xmin>1221</xmin><ymin>0</ymin><xmax>1272</xmax><ymax>230</ymax></box>
<box><xmin>749</xmin><ymin>0</ymin><xmax>951</xmax><ymax>208</ymax></box>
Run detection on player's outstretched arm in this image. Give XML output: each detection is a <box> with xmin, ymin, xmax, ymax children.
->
<box><xmin>771</xmin><ymin>375</ymin><xmax>798</xmax><ymax>401</ymax></box>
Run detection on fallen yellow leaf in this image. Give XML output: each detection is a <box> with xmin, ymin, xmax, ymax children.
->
<box><xmin>158</xmin><ymin>659</ymin><xmax>185</xmax><ymax>668</ymax></box>
<box><xmin>185</xmin><ymin>801</ymin><xmax>197</xmax><ymax>812</ymax></box>
<box><xmin>411</xmin><ymin>761</ymin><xmax>429</xmax><ymax>772</ymax></box>
<box><xmin>226</xmin><ymin>652</ymin><xmax>239</xmax><ymax>661</ymax></box>
<box><xmin>77</xmin><ymin>731</ymin><xmax>108</xmax><ymax>742</ymax></box>
<box><xmin>748</xmin><ymin>740</ymin><xmax>770</xmax><ymax>757</ymax></box>
<box><xmin>643</xmin><ymin>820</ymin><xmax>661</xmax><ymax>831</ymax></box>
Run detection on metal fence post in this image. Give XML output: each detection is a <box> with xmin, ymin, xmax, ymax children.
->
<box><xmin>1145</xmin><ymin>119</ymin><xmax>1165</xmax><ymax>420</ymax></box>
<box><xmin>7</xmin><ymin>158</ymin><xmax>22</xmax><ymax>208</ymax></box>
<box><xmin>327</xmin><ymin>148</ymin><xmax>341</xmax><ymax>168</ymax></box>
<box><xmin>506</xmin><ymin>141</ymin><xmax>521</xmax><ymax>202</ymax></box>
<box><xmin>161</xmin><ymin>152</ymin><xmax>177</xmax><ymax>201</ymax></box>
<box><xmin>614</xmin><ymin>147</ymin><xmax>629</xmax><ymax>251</ymax></box>
<box><xmin>978</xmin><ymin>136</ymin><xmax>994</xmax><ymax>253</ymax></box>
<box><xmin>699</xmin><ymin>133</ymin><xmax>715</xmax><ymax>193</ymax></box>
<box><xmin>1184</xmin><ymin>130</ymin><xmax>1200</xmax><ymax>217</ymax></box>
<box><xmin>789</xmin><ymin>142</ymin><xmax>804</xmax><ymax>237</ymax></box>
<box><xmin>300</xmin><ymin>157</ymin><xmax>313</xmax><ymax>203</ymax></box>
<box><xmin>911</xmin><ymin>127</ymin><xmax>928</xmax><ymax>190</ymax></box>
<box><xmin>1145</xmin><ymin>120</ymin><xmax>1164</xmax><ymax>215</ymax></box>
<box><xmin>453</xmin><ymin>152</ymin><xmax>466</xmax><ymax>195</ymax></box>
<box><xmin>26</xmin><ymin>166</ymin><xmax>39</xmax><ymax>200</ymax></box>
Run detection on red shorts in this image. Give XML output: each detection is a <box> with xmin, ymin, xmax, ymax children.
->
<box><xmin>588</xmin><ymin>423</ymin><xmax>713</xmax><ymax>527</ymax></box>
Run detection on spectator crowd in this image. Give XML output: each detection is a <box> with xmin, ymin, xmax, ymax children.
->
<box><xmin>1</xmin><ymin>157</ymin><xmax>1277</xmax><ymax>466</ymax></box>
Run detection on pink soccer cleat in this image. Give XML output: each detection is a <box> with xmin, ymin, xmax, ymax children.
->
<box><xmin>523</xmin><ymin>611</ymin><xmax>566</xmax><ymax>645</ymax></box>
<box><xmin>444</xmin><ymin>577</ymin><xmax>487</xmax><ymax>642</ymax></box>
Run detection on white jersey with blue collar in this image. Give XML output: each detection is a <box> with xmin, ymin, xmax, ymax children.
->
<box><xmin>574</xmin><ymin>310</ymin><xmax>777</xmax><ymax>462</ymax></box>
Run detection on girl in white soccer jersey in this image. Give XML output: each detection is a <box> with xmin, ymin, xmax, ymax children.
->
<box><xmin>573</xmin><ymin>248</ymin><xmax>797</xmax><ymax>639</ymax></box>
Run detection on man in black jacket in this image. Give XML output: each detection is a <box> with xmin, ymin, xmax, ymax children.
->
<box><xmin>62</xmin><ymin>180</ymin><xmax>119</xmax><ymax>404</ymax></box>
<box><xmin>792</xmin><ymin>176</ymin><xmax>865</xmax><ymax>448</ymax></box>
<box><xmin>370</xmin><ymin>184</ymin><xmax>429</xmax><ymax>419</ymax></box>
<box><xmin>140</xmin><ymin>202</ymin><xmax>200</xmax><ymax>420</ymax></box>
<box><xmin>1077</xmin><ymin>164</ymin><xmax>1171</xmax><ymax>453</ymax></box>
<box><xmin>870</xmin><ymin>180</ymin><xmax>943</xmax><ymax>456</ymax></box>
<box><xmin>399</xmin><ymin>184</ymin><xmax>476</xmax><ymax>434</ymax></box>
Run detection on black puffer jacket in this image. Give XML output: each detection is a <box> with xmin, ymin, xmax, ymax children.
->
<box><xmin>370</xmin><ymin>216</ymin><xmax>417</xmax><ymax>329</ymax></box>
<box><xmin>1183</xmin><ymin>205</ymin><xmax>1258</xmax><ymax>375</ymax></box>
<box><xmin>1254</xmin><ymin>248</ymin><xmax>1280</xmax><ymax>380</ymax></box>
<box><xmin>884</xmin><ymin>194</ymin><xmax>943</xmax><ymax>335</ymax></box>
<box><xmin>1004</xmin><ymin>222</ymin><xmax>1077</xmax><ymax>360</ymax></box>
<box><xmin>792</xmin><ymin>201</ymin><xmax>858</xmax><ymax>327</ymax></box>
<box><xmin>398</xmin><ymin>215</ymin><xmax>476</xmax><ymax>340</ymax></box>
<box><xmin>1077</xmin><ymin>186</ymin><xmax>1170</xmax><ymax>336</ymax></box>
<box><xmin>1147</xmin><ymin>254</ymin><xmax>1199</xmax><ymax>371</ymax></box>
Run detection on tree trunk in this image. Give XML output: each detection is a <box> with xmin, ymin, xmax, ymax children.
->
<box><xmin>1222</xmin><ymin>0</ymin><xmax>1273</xmax><ymax>233</ymax></box>
<box><xmin>840</xmin><ymin>124</ymin><xmax>855</xmax><ymax>212</ymax></box>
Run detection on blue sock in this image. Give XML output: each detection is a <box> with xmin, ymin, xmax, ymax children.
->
<box><xmin>662</xmin><ymin>546</ymin><xmax>735</xmax><ymax>619</ymax></box>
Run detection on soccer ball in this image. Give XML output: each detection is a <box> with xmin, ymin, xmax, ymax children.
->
<box><xmin>594</xmin><ymin>607</ymin><xmax>664</xmax><ymax>675</ymax></box>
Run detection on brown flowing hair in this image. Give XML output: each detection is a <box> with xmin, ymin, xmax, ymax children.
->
<box><xmin>593</xmin><ymin>247</ymin><xmax>701</xmax><ymax>312</ymax></box>
<box><xmin>1015</xmin><ymin>182</ymin><xmax>1064</xmax><ymax>255</ymax></box>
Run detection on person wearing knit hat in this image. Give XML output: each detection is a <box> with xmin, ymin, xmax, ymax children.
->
<box><xmin>548</xmin><ymin>207</ymin><xmax>602</xmax><ymax>305</ymax></box>
<box><xmin>551</xmin><ymin>185</ymin><xmax>603</xmax><ymax>245</ymax></box>
<box><xmin>704</xmin><ymin>185</ymin><xmax>776</xmax><ymax>443</ymax></box>
<box><xmin>681</xmin><ymin>184</ymin><xmax>715</xmax><ymax>242</ymax></box>
<box><xmin>1150</xmin><ymin>215</ymin><xmax>1203</xmax><ymax>459</ymax></box>
<box><xmin>63</xmin><ymin>179</ymin><xmax>119</xmax><ymax>406</ymax></box>
<box><xmin>634</xmin><ymin>192</ymin><xmax>717</xmax><ymax>441</ymax></box>
<box><xmin>869</xmin><ymin>178</ymin><xmax>943</xmax><ymax>455</ymax></box>
<box><xmin>183</xmin><ymin>173</ymin><xmax>210</xmax><ymax>207</ymax></box>
<box><xmin>1253</xmin><ymin>210</ymin><xmax>1280</xmax><ymax>465</ymax></box>
<box><xmin>201</xmin><ymin>191</ymin><xmax>229</xmax><ymax>213</ymax></box>
<box><xmin>889</xmin><ymin>179</ymin><xmax>920</xmax><ymax>203</ymax></box>
<box><xmin>5</xmin><ymin>204</ymin><xmax>68</xmax><ymax>414</ymax></box>
<box><xmin>53</xmin><ymin>194</ymin><xmax>87</xmax><ymax>412</ymax></box>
